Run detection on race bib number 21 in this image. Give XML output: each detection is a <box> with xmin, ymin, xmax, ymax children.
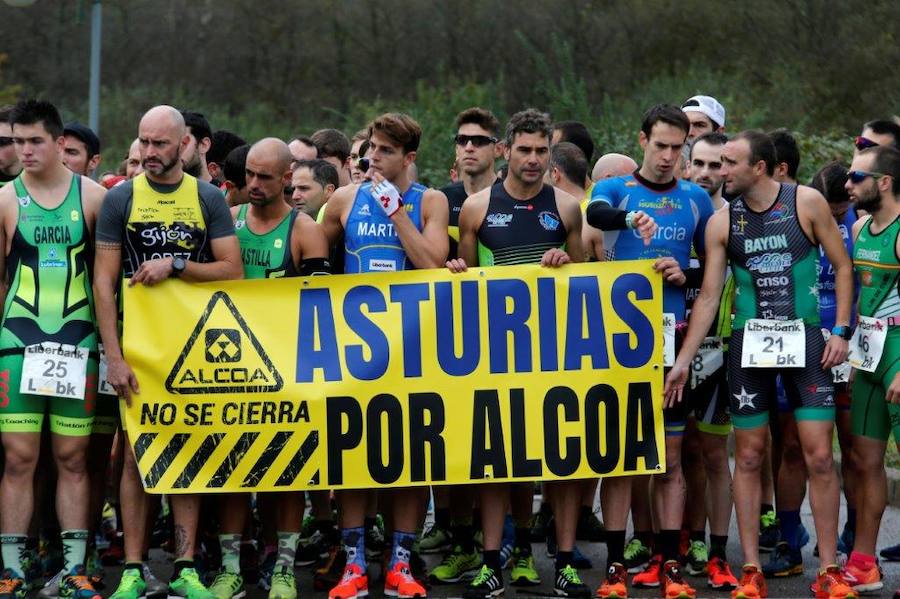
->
<box><xmin>741</xmin><ymin>319</ymin><xmax>806</xmax><ymax>368</ymax></box>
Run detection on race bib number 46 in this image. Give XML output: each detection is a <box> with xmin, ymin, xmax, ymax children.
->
<box><xmin>20</xmin><ymin>343</ymin><xmax>88</xmax><ymax>400</ymax></box>
<box><xmin>848</xmin><ymin>316</ymin><xmax>887</xmax><ymax>373</ymax></box>
<box><xmin>741</xmin><ymin>319</ymin><xmax>806</xmax><ymax>368</ymax></box>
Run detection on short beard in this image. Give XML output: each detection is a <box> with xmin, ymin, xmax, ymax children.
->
<box><xmin>855</xmin><ymin>187</ymin><xmax>882</xmax><ymax>214</ymax></box>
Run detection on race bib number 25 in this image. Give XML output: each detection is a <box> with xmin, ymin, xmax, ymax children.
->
<box><xmin>741</xmin><ymin>319</ymin><xmax>806</xmax><ymax>368</ymax></box>
<box><xmin>20</xmin><ymin>342</ymin><xmax>88</xmax><ymax>400</ymax></box>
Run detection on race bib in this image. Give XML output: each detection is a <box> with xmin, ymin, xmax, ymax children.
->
<box><xmin>821</xmin><ymin>329</ymin><xmax>852</xmax><ymax>383</ymax></box>
<box><xmin>848</xmin><ymin>316</ymin><xmax>887</xmax><ymax>373</ymax></box>
<box><xmin>663</xmin><ymin>313</ymin><xmax>676</xmax><ymax>367</ymax></box>
<box><xmin>98</xmin><ymin>344</ymin><xmax>115</xmax><ymax>396</ymax></box>
<box><xmin>691</xmin><ymin>336</ymin><xmax>724</xmax><ymax>389</ymax></box>
<box><xmin>20</xmin><ymin>343</ymin><xmax>88</xmax><ymax>400</ymax></box>
<box><xmin>741</xmin><ymin>319</ymin><xmax>806</xmax><ymax>368</ymax></box>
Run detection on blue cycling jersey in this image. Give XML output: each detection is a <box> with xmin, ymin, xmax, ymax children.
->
<box><xmin>817</xmin><ymin>206</ymin><xmax>857</xmax><ymax>330</ymax></box>
<box><xmin>590</xmin><ymin>172</ymin><xmax>714</xmax><ymax>320</ymax></box>
<box><xmin>344</xmin><ymin>181</ymin><xmax>425</xmax><ymax>273</ymax></box>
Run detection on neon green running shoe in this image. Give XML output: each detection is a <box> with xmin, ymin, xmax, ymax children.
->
<box><xmin>170</xmin><ymin>568</ymin><xmax>217</xmax><ymax>599</ymax></box>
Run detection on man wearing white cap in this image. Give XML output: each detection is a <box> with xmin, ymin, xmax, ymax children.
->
<box><xmin>681</xmin><ymin>95</ymin><xmax>726</xmax><ymax>141</ymax></box>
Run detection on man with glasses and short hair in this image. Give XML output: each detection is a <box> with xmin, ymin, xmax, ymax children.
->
<box><xmin>841</xmin><ymin>146</ymin><xmax>900</xmax><ymax>595</ymax></box>
<box><xmin>855</xmin><ymin>120</ymin><xmax>900</xmax><ymax>154</ymax></box>
<box><xmin>0</xmin><ymin>106</ymin><xmax>23</xmax><ymax>187</ymax></box>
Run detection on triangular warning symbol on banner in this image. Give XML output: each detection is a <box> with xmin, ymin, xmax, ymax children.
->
<box><xmin>165</xmin><ymin>291</ymin><xmax>283</xmax><ymax>394</ymax></box>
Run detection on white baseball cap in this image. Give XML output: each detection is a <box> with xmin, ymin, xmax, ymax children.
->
<box><xmin>681</xmin><ymin>95</ymin><xmax>726</xmax><ymax>129</ymax></box>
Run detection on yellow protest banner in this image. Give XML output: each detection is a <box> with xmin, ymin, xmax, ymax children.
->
<box><xmin>123</xmin><ymin>260</ymin><xmax>664</xmax><ymax>493</ymax></box>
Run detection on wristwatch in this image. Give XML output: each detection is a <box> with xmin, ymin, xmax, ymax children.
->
<box><xmin>831</xmin><ymin>325</ymin><xmax>852</xmax><ymax>340</ymax></box>
<box><xmin>171</xmin><ymin>257</ymin><xmax>187</xmax><ymax>278</ymax></box>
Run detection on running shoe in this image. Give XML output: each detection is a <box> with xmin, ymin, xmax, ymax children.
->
<box><xmin>0</xmin><ymin>570</ymin><xmax>27</xmax><ymax>599</ymax></box>
<box><xmin>208</xmin><ymin>570</ymin><xmax>244</xmax><ymax>599</ymax></box>
<box><xmin>685</xmin><ymin>541</ymin><xmax>709</xmax><ymax>576</ymax></box>
<box><xmin>707</xmin><ymin>557</ymin><xmax>738</xmax><ymax>590</ymax></box>
<box><xmin>812</xmin><ymin>565</ymin><xmax>857</xmax><ymax>599</ymax></box>
<box><xmin>762</xmin><ymin>542</ymin><xmax>802</xmax><ymax>578</ymax></box>
<box><xmin>661</xmin><ymin>560</ymin><xmax>696</xmax><ymax>599</ymax></box>
<box><xmin>38</xmin><ymin>569</ymin><xmax>66</xmax><ymax>599</ymax></box>
<box><xmin>758</xmin><ymin>511</ymin><xmax>779</xmax><ymax>553</ymax></box>
<box><xmin>842</xmin><ymin>560</ymin><xmax>883</xmax><ymax>593</ymax></box>
<box><xmin>428</xmin><ymin>546</ymin><xmax>480</xmax><ymax>583</ymax></box>
<box><xmin>328</xmin><ymin>564</ymin><xmax>368</xmax><ymax>599</ymax></box>
<box><xmin>169</xmin><ymin>567</ymin><xmax>216</xmax><ymax>599</ymax></box>
<box><xmin>554</xmin><ymin>565</ymin><xmax>591</xmax><ymax>598</ymax></box>
<box><xmin>107</xmin><ymin>567</ymin><xmax>145</xmax><ymax>599</ymax></box>
<box><xmin>731</xmin><ymin>564</ymin><xmax>767</xmax><ymax>599</ymax></box>
<box><xmin>623</xmin><ymin>538</ymin><xmax>652</xmax><ymax>574</ymax></box>
<box><xmin>267</xmin><ymin>568</ymin><xmax>296</xmax><ymax>599</ymax></box>
<box><xmin>464</xmin><ymin>565</ymin><xmax>504</xmax><ymax>599</ymax></box>
<box><xmin>509</xmin><ymin>549</ymin><xmax>540</xmax><ymax>586</ymax></box>
<box><xmin>594</xmin><ymin>563</ymin><xmax>627</xmax><ymax>599</ymax></box>
<box><xmin>632</xmin><ymin>554</ymin><xmax>662</xmax><ymax>588</ymax></box>
<box><xmin>59</xmin><ymin>566</ymin><xmax>102</xmax><ymax>599</ymax></box>
<box><xmin>384</xmin><ymin>562</ymin><xmax>426</xmax><ymax>598</ymax></box>
<box><xmin>419</xmin><ymin>526</ymin><xmax>451</xmax><ymax>555</ymax></box>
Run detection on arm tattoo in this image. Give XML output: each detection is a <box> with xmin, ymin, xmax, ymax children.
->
<box><xmin>96</xmin><ymin>241</ymin><xmax>122</xmax><ymax>251</ymax></box>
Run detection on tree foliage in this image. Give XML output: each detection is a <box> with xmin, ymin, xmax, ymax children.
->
<box><xmin>0</xmin><ymin>0</ymin><xmax>896</xmax><ymax>183</ymax></box>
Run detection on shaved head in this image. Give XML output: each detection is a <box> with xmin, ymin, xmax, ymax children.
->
<box><xmin>245</xmin><ymin>137</ymin><xmax>293</xmax><ymax>206</ymax></box>
<box><xmin>248</xmin><ymin>137</ymin><xmax>293</xmax><ymax>173</ymax></box>
<box><xmin>138</xmin><ymin>105</ymin><xmax>188</xmax><ymax>182</ymax></box>
<box><xmin>140</xmin><ymin>105</ymin><xmax>185</xmax><ymax>139</ymax></box>
<box><xmin>592</xmin><ymin>153</ymin><xmax>638</xmax><ymax>181</ymax></box>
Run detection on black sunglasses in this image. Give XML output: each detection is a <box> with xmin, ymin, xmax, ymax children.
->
<box><xmin>854</xmin><ymin>136</ymin><xmax>879</xmax><ymax>151</ymax></box>
<box><xmin>455</xmin><ymin>134</ymin><xmax>498</xmax><ymax>148</ymax></box>
<box><xmin>847</xmin><ymin>170</ymin><xmax>886</xmax><ymax>184</ymax></box>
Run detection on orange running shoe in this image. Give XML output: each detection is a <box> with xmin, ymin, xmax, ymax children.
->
<box><xmin>329</xmin><ymin>563</ymin><xmax>369</xmax><ymax>599</ymax></box>
<box><xmin>632</xmin><ymin>555</ymin><xmax>662</xmax><ymax>588</ymax></box>
<box><xmin>842</xmin><ymin>560</ymin><xmax>883</xmax><ymax>593</ymax></box>
<box><xmin>814</xmin><ymin>565</ymin><xmax>857</xmax><ymax>599</ymax></box>
<box><xmin>595</xmin><ymin>563</ymin><xmax>628</xmax><ymax>599</ymax></box>
<box><xmin>707</xmin><ymin>557</ymin><xmax>738</xmax><ymax>590</ymax></box>
<box><xmin>661</xmin><ymin>560</ymin><xmax>696</xmax><ymax>599</ymax></box>
<box><xmin>731</xmin><ymin>564</ymin><xmax>767</xmax><ymax>599</ymax></box>
<box><xmin>384</xmin><ymin>562</ymin><xmax>426</xmax><ymax>598</ymax></box>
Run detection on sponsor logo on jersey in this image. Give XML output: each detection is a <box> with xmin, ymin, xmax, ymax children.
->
<box><xmin>636</xmin><ymin>224</ymin><xmax>687</xmax><ymax>241</ymax></box>
<box><xmin>368</xmin><ymin>258</ymin><xmax>397</xmax><ymax>271</ymax></box>
<box><xmin>638</xmin><ymin>197</ymin><xmax>683</xmax><ymax>214</ymax></box>
<box><xmin>18</xmin><ymin>195</ymin><xmax>30</xmax><ymax>207</ymax></box>
<box><xmin>486</xmin><ymin>213</ymin><xmax>513</xmax><ymax>227</ymax></box>
<box><xmin>747</xmin><ymin>252</ymin><xmax>792</xmax><ymax>274</ymax></box>
<box><xmin>139</xmin><ymin>223</ymin><xmax>200</xmax><ymax>249</ymax></box>
<box><xmin>235</xmin><ymin>219</ymin><xmax>246</xmax><ymax>230</ymax></box>
<box><xmin>538</xmin><ymin>211</ymin><xmax>560</xmax><ymax>231</ymax></box>
<box><xmin>756</xmin><ymin>275</ymin><xmax>789</xmax><ymax>288</ymax></box>
<box><xmin>513</xmin><ymin>203</ymin><xmax>534</xmax><ymax>210</ymax></box>
<box><xmin>357</xmin><ymin>203</ymin><xmax>371</xmax><ymax>217</ymax></box>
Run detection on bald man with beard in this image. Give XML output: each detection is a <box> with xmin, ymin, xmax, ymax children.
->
<box><xmin>94</xmin><ymin>105</ymin><xmax>242</xmax><ymax>599</ymax></box>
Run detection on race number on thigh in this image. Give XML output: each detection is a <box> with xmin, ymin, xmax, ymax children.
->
<box><xmin>847</xmin><ymin>316</ymin><xmax>887</xmax><ymax>373</ymax></box>
<box><xmin>98</xmin><ymin>343</ymin><xmax>115</xmax><ymax>395</ymax></box>
<box><xmin>20</xmin><ymin>342</ymin><xmax>88</xmax><ymax>400</ymax></box>
<box><xmin>822</xmin><ymin>329</ymin><xmax>851</xmax><ymax>383</ymax></box>
<box><xmin>663</xmin><ymin>313</ymin><xmax>676</xmax><ymax>367</ymax></box>
<box><xmin>741</xmin><ymin>318</ymin><xmax>806</xmax><ymax>368</ymax></box>
<box><xmin>691</xmin><ymin>336</ymin><xmax>724</xmax><ymax>389</ymax></box>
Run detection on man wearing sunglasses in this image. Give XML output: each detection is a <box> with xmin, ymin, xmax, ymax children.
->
<box><xmin>0</xmin><ymin>106</ymin><xmax>22</xmax><ymax>187</ymax></box>
<box><xmin>841</xmin><ymin>145</ymin><xmax>900</xmax><ymax>595</ymax></box>
<box><xmin>665</xmin><ymin>130</ymin><xmax>855</xmax><ymax>599</ymax></box>
<box><xmin>854</xmin><ymin>120</ymin><xmax>900</xmax><ymax>155</ymax></box>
